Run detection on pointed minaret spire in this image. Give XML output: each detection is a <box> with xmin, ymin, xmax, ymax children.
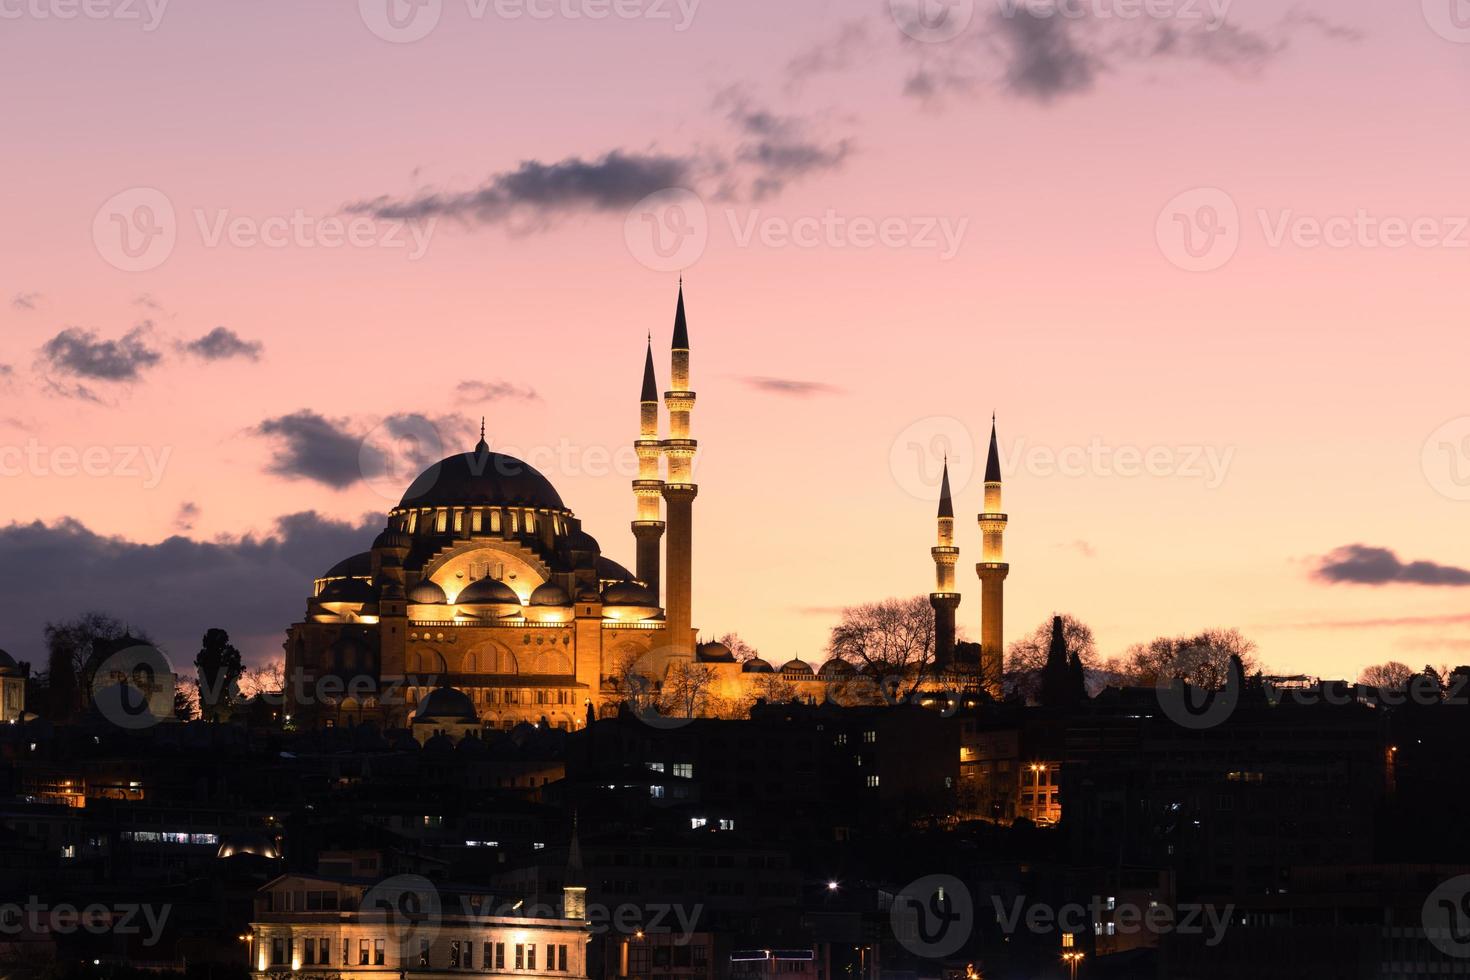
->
<box><xmin>641</xmin><ymin>335</ymin><xmax>659</xmax><ymax>403</ymax></box>
<box><xmin>671</xmin><ymin>280</ymin><xmax>689</xmax><ymax>352</ymax></box>
<box><xmin>937</xmin><ymin>457</ymin><xmax>954</xmax><ymax>519</ymax></box>
<box><xmin>985</xmin><ymin>416</ymin><xmax>1002</xmax><ymax>483</ymax></box>
<box><xmin>562</xmin><ymin>812</ymin><xmax>587</xmax><ymax>921</ymax></box>
<box><xmin>475</xmin><ymin>417</ymin><xmax>489</xmax><ymax>453</ymax></box>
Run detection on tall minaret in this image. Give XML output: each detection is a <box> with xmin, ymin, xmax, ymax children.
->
<box><xmin>631</xmin><ymin>336</ymin><xmax>665</xmax><ymax>597</ymax></box>
<box><xmin>976</xmin><ymin>417</ymin><xmax>1008</xmax><ymax>697</ymax></box>
<box><xmin>930</xmin><ymin>459</ymin><xmax>960</xmax><ymax>671</ymax></box>
<box><xmin>661</xmin><ymin>282</ymin><xmax>697</xmax><ymax>657</ymax></box>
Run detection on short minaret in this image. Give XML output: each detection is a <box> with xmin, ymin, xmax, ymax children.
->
<box><xmin>976</xmin><ymin>417</ymin><xmax>1008</xmax><ymax>697</ymax></box>
<box><xmin>930</xmin><ymin>459</ymin><xmax>961</xmax><ymax>671</ymax></box>
<box><xmin>562</xmin><ymin>814</ymin><xmax>587</xmax><ymax>921</ymax></box>
<box><xmin>661</xmin><ymin>282</ymin><xmax>698</xmax><ymax>657</ymax></box>
<box><xmin>631</xmin><ymin>336</ymin><xmax>665</xmax><ymax>599</ymax></box>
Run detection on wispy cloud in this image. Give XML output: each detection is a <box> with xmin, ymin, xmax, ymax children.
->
<box><xmin>347</xmin><ymin>151</ymin><xmax>696</xmax><ymax>228</ymax></box>
<box><xmin>1312</xmin><ymin>544</ymin><xmax>1470</xmax><ymax>587</ymax></box>
<box><xmin>12</xmin><ymin>292</ymin><xmax>40</xmax><ymax>311</ymax></box>
<box><xmin>182</xmin><ymin>326</ymin><xmax>264</xmax><ymax>362</ymax></box>
<box><xmin>175</xmin><ymin>501</ymin><xmax>201</xmax><ymax>531</ymax></box>
<box><xmin>456</xmin><ymin>380</ymin><xmax>540</xmax><ymax>402</ymax></box>
<box><xmin>739</xmin><ymin>375</ymin><xmax>844</xmax><ymax>398</ymax></box>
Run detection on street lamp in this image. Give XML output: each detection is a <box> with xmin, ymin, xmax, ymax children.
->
<box><xmin>1061</xmin><ymin>951</ymin><xmax>1084</xmax><ymax>980</ymax></box>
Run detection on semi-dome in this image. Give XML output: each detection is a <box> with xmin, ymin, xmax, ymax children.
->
<box><xmin>319</xmin><ymin>578</ymin><xmax>374</xmax><ymax>603</ymax></box>
<box><xmin>407</xmin><ymin>580</ymin><xmax>447</xmax><ymax>604</ymax></box>
<box><xmin>323</xmin><ymin>552</ymin><xmax>373</xmax><ymax>579</ymax></box>
<box><xmin>414</xmin><ymin>687</ymin><xmax>478</xmax><ymax>722</ymax></box>
<box><xmin>780</xmin><ymin>658</ymin><xmax>814</xmax><ymax>676</ymax></box>
<box><xmin>456</xmin><ymin>577</ymin><xmax>522</xmax><ymax>605</ymax></box>
<box><xmin>696</xmin><ymin>641</ymin><xmax>734</xmax><ymax>663</ymax></box>
<box><xmin>596</xmin><ymin>555</ymin><xmax>634</xmax><ymax>582</ymax></box>
<box><xmin>373</xmin><ymin>529</ymin><xmax>411</xmax><ymax>550</ymax></box>
<box><xmin>529</xmin><ymin>581</ymin><xmax>571</xmax><ymax>606</ymax></box>
<box><xmin>399</xmin><ymin>439</ymin><xmax>565</xmax><ymax>510</ymax></box>
<box><xmin>602</xmin><ymin>580</ymin><xmax>658</xmax><ymax>606</ymax></box>
<box><xmin>742</xmin><ymin>657</ymin><xmax>774</xmax><ymax>674</ymax></box>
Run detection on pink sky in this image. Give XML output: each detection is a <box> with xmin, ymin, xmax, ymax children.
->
<box><xmin>2</xmin><ymin>0</ymin><xmax>1468</xmax><ymax>676</ymax></box>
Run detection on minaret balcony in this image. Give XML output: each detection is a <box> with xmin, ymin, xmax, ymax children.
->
<box><xmin>632</xmin><ymin>479</ymin><xmax>665</xmax><ymax>492</ymax></box>
<box><xmin>664</xmin><ymin>390</ymin><xmax>697</xmax><ymax>407</ymax></box>
<box><xmin>977</xmin><ymin>512</ymin><xmax>1009</xmax><ymax>524</ymax></box>
<box><xmin>931</xmin><ymin>546</ymin><xmax>959</xmax><ymax>561</ymax></box>
<box><xmin>634</xmin><ymin>439</ymin><xmax>663</xmax><ymax>451</ymax></box>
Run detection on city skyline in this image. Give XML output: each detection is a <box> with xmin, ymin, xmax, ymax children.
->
<box><xmin>3</xmin><ymin>0</ymin><xmax>1470</xmax><ymax>679</ymax></box>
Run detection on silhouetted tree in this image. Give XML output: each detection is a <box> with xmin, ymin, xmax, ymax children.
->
<box><xmin>1359</xmin><ymin>661</ymin><xmax>1414</xmax><ymax>690</ymax></box>
<box><xmin>42</xmin><ymin>612</ymin><xmax>150</xmax><ymax>720</ymax></box>
<box><xmin>194</xmin><ymin>628</ymin><xmax>243</xmax><ymax>722</ymax></box>
<box><xmin>828</xmin><ymin>595</ymin><xmax>935</xmax><ymax>698</ymax></box>
<box><xmin>717</xmin><ymin>632</ymin><xmax>760</xmax><ymax>662</ymax></box>
<box><xmin>1110</xmin><ymin>628</ymin><xmax>1259</xmax><ymax>690</ymax></box>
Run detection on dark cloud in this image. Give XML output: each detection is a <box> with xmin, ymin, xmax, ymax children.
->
<box><xmin>253</xmin><ymin>411</ymin><xmax>366</xmax><ymax>489</ymax></box>
<box><xmin>996</xmin><ymin>10</ymin><xmax>1098</xmax><ymax>101</ymax></box>
<box><xmin>739</xmin><ymin>376</ymin><xmax>844</xmax><ymax>397</ymax></box>
<box><xmin>720</xmin><ymin>92</ymin><xmax>852</xmax><ymax>198</ymax></box>
<box><xmin>791</xmin><ymin>6</ymin><xmax>1360</xmax><ymax>106</ymax></box>
<box><xmin>456</xmin><ymin>380</ymin><xmax>540</xmax><ymax>402</ymax></box>
<box><xmin>12</xmin><ymin>292</ymin><xmax>40</xmax><ymax>311</ymax></box>
<box><xmin>0</xmin><ymin>511</ymin><xmax>380</xmax><ymax>666</ymax></box>
<box><xmin>253</xmin><ymin>411</ymin><xmax>470</xmax><ymax>490</ymax></box>
<box><xmin>39</xmin><ymin>324</ymin><xmax>162</xmax><ymax>382</ymax></box>
<box><xmin>183</xmin><ymin>326</ymin><xmax>264</xmax><ymax>362</ymax></box>
<box><xmin>347</xmin><ymin>151</ymin><xmax>695</xmax><ymax>226</ymax></box>
<box><xmin>1312</xmin><ymin>545</ymin><xmax>1470</xmax><ymax>587</ymax></box>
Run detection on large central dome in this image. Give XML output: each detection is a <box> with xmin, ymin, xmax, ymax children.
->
<box><xmin>399</xmin><ymin>438</ymin><xmax>565</xmax><ymax>510</ymax></box>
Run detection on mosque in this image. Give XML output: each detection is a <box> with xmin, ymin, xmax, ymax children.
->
<box><xmin>283</xmin><ymin>286</ymin><xmax>1007</xmax><ymax>735</ymax></box>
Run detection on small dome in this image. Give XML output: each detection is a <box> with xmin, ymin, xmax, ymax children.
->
<box><xmin>407</xmin><ymin>580</ymin><xmax>447</xmax><ymax>604</ymax></box>
<box><xmin>780</xmin><ymin>658</ymin><xmax>814</xmax><ymax>676</ymax></box>
<box><xmin>529</xmin><ymin>582</ymin><xmax>571</xmax><ymax>607</ymax></box>
<box><xmin>320</xmin><ymin>578</ymin><xmax>374</xmax><ymax>603</ymax></box>
<box><xmin>373</xmin><ymin>529</ymin><xmax>412</xmax><ymax>550</ymax></box>
<box><xmin>323</xmin><ymin>551</ymin><xmax>373</xmax><ymax>579</ymax></box>
<box><xmin>414</xmin><ymin>687</ymin><xmax>478</xmax><ymax>722</ymax></box>
<box><xmin>456</xmin><ymin>577</ymin><xmax>522</xmax><ymax>605</ymax></box>
<box><xmin>742</xmin><ymin>657</ymin><xmax>774</xmax><ymax>674</ymax></box>
<box><xmin>602</xmin><ymin>580</ymin><xmax>658</xmax><ymax>606</ymax></box>
<box><xmin>0</xmin><ymin>649</ymin><xmax>19</xmax><ymax>672</ymax></box>
<box><xmin>697</xmin><ymin>642</ymin><xmax>734</xmax><ymax>663</ymax></box>
<box><xmin>819</xmin><ymin>658</ymin><xmax>855</xmax><ymax>677</ymax></box>
<box><xmin>567</xmin><ymin>529</ymin><xmax>599</xmax><ymax>553</ymax></box>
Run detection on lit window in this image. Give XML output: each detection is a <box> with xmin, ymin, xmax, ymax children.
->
<box><xmin>454</xmin><ymin>510</ymin><xmax>463</xmax><ymax>532</ymax></box>
<box><xmin>691</xmin><ymin>817</ymin><xmax>708</xmax><ymax>829</ymax></box>
<box><xmin>526</xmin><ymin>511</ymin><xmax>536</xmax><ymax>533</ymax></box>
<box><xmin>472</xmin><ymin>510</ymin><xmax>483</xmax><ymax>532</ymax></box>
<box><xmin>510</xmin><ymin>512</ymin><xmax>520</xmax><ymax>533</ymax></box>
<box><xmin>436</xmin><ymin>510</ymin><xmax>448</xmax><ymax>533</ymax></box>
<box><xmin>866</xmin><ymin>775</ymin><xmax>880</xmax><ymax>788</ymax></box>
<box><xmin>673</xmin><ymin>763</ymin><xmax>693</xmax><ymax>778</ymax></box>
<box><xmin>650</xmin><ymin>785</ymin><xmax>665</xmax><ymax>799</ymax></box>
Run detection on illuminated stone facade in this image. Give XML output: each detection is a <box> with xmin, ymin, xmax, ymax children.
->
<box><xmin>248</xmin><ymin>873</ymin><xmax>589</xmax><ymax>979</ymax></box>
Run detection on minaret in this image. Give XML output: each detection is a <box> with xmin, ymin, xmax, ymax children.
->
<box><xmin>562</xmin><ymin>813</ymin><xmax>587</xmax><ymax>921</ymax></box>
<box><xmin>631</xmin><ymin>336</ymin><xmax>665</xmax><ymax>598</ymax></box>
<box><xmin>930</xmin><ymin>459</ymin><xmax>961</xmax><ymax>671</ymax></box>
<box><xmin>976</xmin><ymin>417</ymin><xmax>1008</xmax><ymax>697</ymax></box>
<box><xmin>661</xmin><ymin>282</ymin><xmax>698</xmax><ymax>657</ymax></box>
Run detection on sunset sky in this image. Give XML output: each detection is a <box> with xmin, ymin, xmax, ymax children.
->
<box><xmin>2</xmin><ymin>0</ymin><xmax>1468</xmax><ymax>677</ymax></box>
